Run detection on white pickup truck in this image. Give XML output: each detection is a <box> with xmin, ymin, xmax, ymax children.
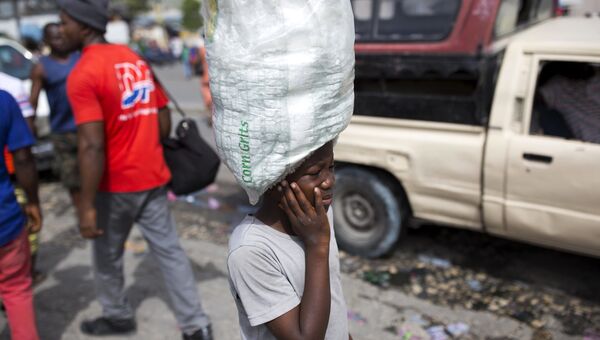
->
<box><xmin>334</xmin><ymin>17</ymin><xmax>600</xmax><ymax>258</ymax></box>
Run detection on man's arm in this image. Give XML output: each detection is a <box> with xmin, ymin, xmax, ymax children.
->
<box><xmin>158</xmin><ymin>106</ymin><xmax>171</xmax><ymax>140</ymax></box>
<box><xmin>13</xmin><ymin>147</ymin><xmax>42</xmax><ymax>233</ymax></box>
<box><xmin>266</xmin><ymin>183</ymin><xmax>331</xmax><ymax>340</ymax></box>
<box><xmin>77</xmin><ymin>122</ymin><xmax>105</xmax><ymax>239</ymax></box>
<box><xmin>29</xmin><ymin>63</ymin><xmax>44</xmax><ymax>114</ymax></box>
<box><xmin>27</xmin><ymin>63</ymin><xmax>46</xmax><ymax>136</ymax></box>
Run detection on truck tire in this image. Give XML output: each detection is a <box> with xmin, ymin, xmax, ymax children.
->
<box><xmin>333</xmin><ymin>167</ymin><xmax>407</xmax><ymax>258</ymax></box>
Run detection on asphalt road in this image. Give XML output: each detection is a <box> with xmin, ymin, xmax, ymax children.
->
<box><xmin>153</xmin><ymin>63</ymin><xmax>207</xmax><ymax>115</ymax></box>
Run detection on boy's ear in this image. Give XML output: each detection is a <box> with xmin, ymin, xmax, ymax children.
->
<box><xmin>263</xmin><ymin>184</ymin><xmax>284</xmax><ymax>205</ymax></box>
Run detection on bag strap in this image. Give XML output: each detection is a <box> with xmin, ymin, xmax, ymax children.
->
<box><xmin>139</xmin><ymin>53</ymin><xmax>187</xmax><ymax>118</ymax></box>
<box><xmin>153</xmin><ymin>73</ymin><xmax>187</xmax><ymax>118</ymax></box>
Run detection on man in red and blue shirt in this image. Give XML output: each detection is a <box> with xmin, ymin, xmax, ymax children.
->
<box><xmin>0</xmin><ymin>89</ymin><xmax>42</xmax><ymax>340</ymax></box>
<box><xmin>58</xmin><ymin>1</ymin><xmax>212</xmax><ymax>339</ymax></box>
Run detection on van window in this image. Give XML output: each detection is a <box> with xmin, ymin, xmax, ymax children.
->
<box><xmin>536</xmin><ymin>0</ymin><xmax>554</xmax><ymax>20</ymax></box>
<box><xmin>352</xmin><ymin>0</ymin><xmax>461</xmax><ymax>42</ymax></box>
<box><xmin>352</xmin><ymin>0</ymin><xmax>374</xmax><ymax>40</ymax></box>
<box><xmin>494</xmin><ymin>0</ymin><xmax>555</xmax><ymax>38</ymax></box>
<box><xmin>530</xmin><ymin>61</ymin><xmax>600</xmax><ymax>145</ymax></box>
<box><xmin>0</xmin><ymin>44</ymin><xmax>32</xmax><ymax>80</ymax></box>
<box><xmin>377</xmin><ymin>0</ymin><xmax>461</xmax><ymax>41</ymax></box>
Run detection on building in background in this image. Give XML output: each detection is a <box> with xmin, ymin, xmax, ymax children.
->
<box><xmin>560</xmin><ymin>0</ymin><xmax>600</xmax><ymax>16</ymax></box>
<box><xmin>0</xmin><ymin>0</ymin><xmax>58</xmax><ymax>41</ymax></box>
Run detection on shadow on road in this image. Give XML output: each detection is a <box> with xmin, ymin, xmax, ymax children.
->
<box><xmin>32</xmin><ymin>265</ymin><xmax>95</xmax><ymax>340</ymax></box>
<box><xmin>401</xmin><ymin>225</ymin><xmax>600</xmax><ymax>304</ymax></box>
<box><xmin>126</xmin><ymin>250</ymin><xmax>227</xmax><ymax>318</ymax></box>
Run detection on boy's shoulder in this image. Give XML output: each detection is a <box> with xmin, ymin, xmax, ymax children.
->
<box><xmin>228</xmin><ymin>215</ymin><xmax>302</xmax><ymax>267</ymax></box>
<box><xmin>230</xmin><ymin>216</ymin><xmax>280</xmax><ymax>253</ymax></box>
<box><xmin>228</xmin><ymin>215</ymin><xmax>260</xmax><ymax>251</ymax></box>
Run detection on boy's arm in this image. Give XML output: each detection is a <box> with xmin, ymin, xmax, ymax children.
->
<box><xmin>28</xmin><ymin>63</ymin><xmax>45</xmax><ymax>136</ymax></box>
<box><xmin>13</xmin><ymin>147</ymin><xmax>42</xmax><ymax>233</ymax></box>
<box><xmin>266</xmin><ymin>182</ymin><xmax>331</xmax><ymax>340</ymax></box>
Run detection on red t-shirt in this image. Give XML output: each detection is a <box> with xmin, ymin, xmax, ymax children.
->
<box><xmin>67</xmin><ymin>44</ymin><xmax>171</xmax><ymax>193</ymax></box>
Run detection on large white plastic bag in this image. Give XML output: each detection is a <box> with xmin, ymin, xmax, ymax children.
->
<box><xmin>203</xmin><ymin>0</ymin><xmax>355</xmax><ymax>204</ymax></box>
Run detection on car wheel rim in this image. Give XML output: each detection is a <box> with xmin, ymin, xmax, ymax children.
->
<box><xmin>342</xmin><ymin>193</ymin><xmax>376</xmax><ymax>232</ymax></box>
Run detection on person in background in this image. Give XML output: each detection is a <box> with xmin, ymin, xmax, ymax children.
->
<box><xmin>30</xmin><ymin>22</ymin><xmax>81</xmax><ymax>212</ymax></box>
<box><xmin>538</xmin><ymin>62</ymin><xmax>600</xmax><ymax>144</ymax></box>
<box><xmin>104</xmin><ymin>11</ymin><xmax>130</xmax><ymax>45</ymax></box>
<box><xmin>182</xmin><ymin>43</ymin><xmax>193</xmax><ymax>79</ymax></box>
<box><xmin>0</xmin><ymin>71</ymin><xmax>42</xmax><ymax>284</ymax></box>
<box><xmin>58</xmin><ymin>1</ymin><xmax>213</xmax><ymax>338</ymax></box>
<box><xmin>0</xmin><ymin>89</ymin><xmax>43</xmax><ymax>340</ymax></box>
<box><xmin>22</xmin><ymin>36</ymin><xmax>42</xmax><ymax>58</ymax></box>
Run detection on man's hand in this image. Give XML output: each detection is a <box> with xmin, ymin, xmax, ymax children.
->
<box><xmin>79</xmin><ymin>206</ymin><xmax>103</xmax><ymax>239</ymax></box>
<box><xmin>25</xmin><ymin>203</ymin><xmax>42</xmax><ymax>234</ymax></box>
<box><xmin>279</xmin><ymin>181</ymin><xmax>330</xmax><ymax>249</ymax></box>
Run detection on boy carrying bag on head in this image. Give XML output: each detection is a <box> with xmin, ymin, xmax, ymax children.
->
<box><xmin>204</xmin><ymin>1</ymin><xmax>355</xmax><ymax>338</ymax></box>
<box><xmin>228</xmin><ymin>141</ymin><xmax>352</xmax><ymax>340</ymax></box>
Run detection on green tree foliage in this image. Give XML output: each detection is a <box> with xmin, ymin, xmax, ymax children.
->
<box><xmin>181</xmin><ymin>0</ymin><xmax>203</xmax><ymax>31</ymax></box>
<box><xmin>111</xmin><ymin>0</ymin><xmax>150</xmax><ymax>16</ymax></box>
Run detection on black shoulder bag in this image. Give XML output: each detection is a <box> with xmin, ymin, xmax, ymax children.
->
<box><xmin>155</xmin><ymin>78</ymin><xmax>221</xmax><ymax>195</ymax></box>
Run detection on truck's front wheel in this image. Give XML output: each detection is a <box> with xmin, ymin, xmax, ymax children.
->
<box><xmin>333</xmin><ymin>167</ymin><xmax>407</xmax><ymax>258</ymax></box>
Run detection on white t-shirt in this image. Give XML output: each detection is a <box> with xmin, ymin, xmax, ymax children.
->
<box><xmin>227</xmin><ymin>210</ymin><xmax>349</xmax><ymax>340</ymax></box>
<box><xmin>0</xmin><ymin>72</ymin><xmax>34</xmax><ymax>118</ymax></box>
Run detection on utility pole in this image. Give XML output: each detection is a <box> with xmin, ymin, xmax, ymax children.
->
<box><xmin>11</xmin><ymin>0</ymin><xmax>22</xmax><ymax>40</ymax></box>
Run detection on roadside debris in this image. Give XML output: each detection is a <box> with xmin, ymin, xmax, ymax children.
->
<box><xmin>339</xmin><ymin>245</ymin><xmax>600</xmax><ymax>335</ymax></box>
<box><xmin>347</xmin><ymin>310</ymin><xmax>367</xmax><ymax>325</ymax></box>
<box><xmin>207</xmin><ymin>197</ymin><xmax>221</xmax><ymax>210</ymax></box>
<box><xmin>362</xmin><ymin>270</ymin><xmax>391</xmax><ymax>287</ymax></box>
<box><xmin>466</xmin><ymin>279</ymin><xmax>483</xmax><ymax>292</ymax></box>
<box><xmin>426</xmin><ymin>325</ymin><xmax>448</xmax><ymax>340</ymax></box>
<box><xmin>397</xmin><ymin>322</ymin><xmax>430</xmax><ymax>340</ymax></box>
<box><xmin>446</xmin><ymin>323</ymin><xmax>470</xmax><ymax>337</ymax></box>
<box><xmin>584</xmin><ymin>329</ymin><xmax>600</xmax><ymax>340</ymax></box>
<box><xmin>418</xmin><ymin>255</ymin><xmax>452</xmax><ymax>269</ymax></box>
<box><xmin>124</xmin><ymin>239</ymin><xmax>147</xmax><ymax>256</ymax></box>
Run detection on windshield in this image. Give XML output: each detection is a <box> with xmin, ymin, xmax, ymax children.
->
<box><xmin>352</xmin><ymin>0</ymin><xmax>462</xmax><ymax>42</ymax></box>
<box><xmin>0</xmin><ymin>44</ymin><xmax>33</xmax><ymax>80</ymax></box>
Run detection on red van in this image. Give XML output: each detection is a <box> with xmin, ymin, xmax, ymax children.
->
<box><xmin>353</xmin><ymin>0</ymin><xmax>558</xmax><ymax>54</ymax></box>
<box><xmin>352</xmin><ymin>0</ymin><xmax>559</xmax><ymax>126</ymax></box>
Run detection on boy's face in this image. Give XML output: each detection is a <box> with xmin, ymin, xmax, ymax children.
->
<box><xmin>285</xmin><ymin>141</ymin><xmax>336</xmax><ymax>210</ymax></box>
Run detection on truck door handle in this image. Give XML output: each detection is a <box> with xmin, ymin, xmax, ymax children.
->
<box><xmin>523</xmin><ymin>153</ymin><xmax>553</xmax><ymax>164</ymax></box>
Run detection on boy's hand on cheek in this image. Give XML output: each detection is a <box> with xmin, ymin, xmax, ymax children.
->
<box><xmin>279</xmin><ymin>181</ymin><xmax>330</xmax><ymax>249</ymax></box>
